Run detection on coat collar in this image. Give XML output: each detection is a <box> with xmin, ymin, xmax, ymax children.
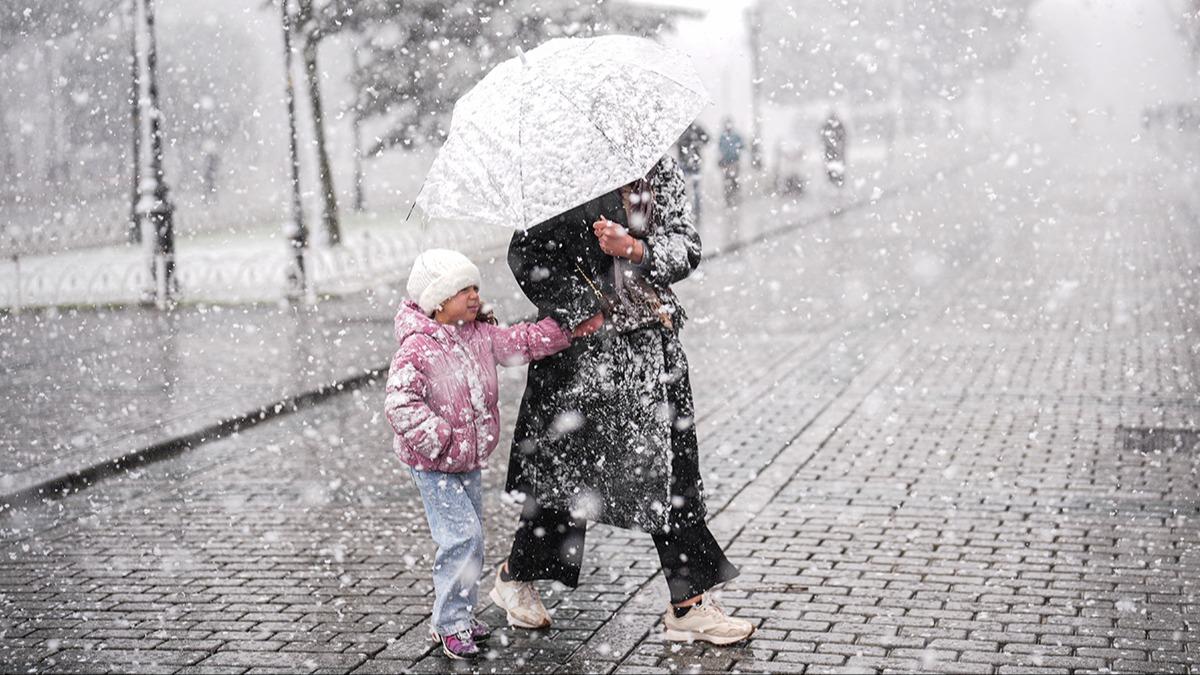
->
<box><xmin>394</xmin><ymin>300</ymin><xmax>451</xmax><ymax>345</ymax></box>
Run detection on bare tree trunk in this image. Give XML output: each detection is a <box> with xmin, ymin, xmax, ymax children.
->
<box><xmin>1193</xmin><ymin>0</ymin><xmax>1200</xmax><ymax>71</ymax></box>
<box><xmin>45</xmin><ymin>43</ymin><xmax>66</xmax><ymax>185</ymax></box>
<box><xmin>351</xmin><ymin>107</ymin><xmax>365</xmax><ymax>213</ymax></box>
<box><xmin>350</xmin><ymin>43</ymin><xmax>365</xmax><ymax>212</ymax></box>
<box><xmin>302</xmin><ymin>32</ymin><xmax>341</xmax><ymax>246</ymax></box>
<box><xmin>0</xmin><ymin>98</ymin><xmax>12</xmax><ymax>198</ymax></box>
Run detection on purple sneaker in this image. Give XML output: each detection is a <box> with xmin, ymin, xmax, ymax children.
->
<box><xmin>438</xmin><ymin>629</ymin><xmax>480</xmax><ymax>660</ymax></box>
<box><xmin>429</xmin><ymin>620</ymin><xmax>491</xmax><ymax>644</ymax></box>
<box><xmin>471</xmin><ymin>619</ymin><xmax>492</xmax><ymax>642</ymax></box>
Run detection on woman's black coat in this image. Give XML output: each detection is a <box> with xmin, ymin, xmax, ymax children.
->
<box><xmin>504</xmin><ymin>156</ymin><xmax>707</xmax><ymax>533</ymax></box>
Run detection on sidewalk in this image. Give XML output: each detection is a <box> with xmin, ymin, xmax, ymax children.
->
<box><xmin>0</xmin><ymin>143</ymin><xmax>889</xmax><ymax>310</ymax></box>
<box><xmin>0</xmin><ymin>142</ymin><xmax>1195</xmax><ymax>673</ymax></box>
<box><xmin>0</xmin><ymin>142</ymin><xmax>944</xmax><ymax>509</ymax></box>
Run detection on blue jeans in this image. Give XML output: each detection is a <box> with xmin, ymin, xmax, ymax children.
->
<box><xmin>410</xmin><ymin>468</ymin><xmax>484</xmax><ymax>636</ymax></box>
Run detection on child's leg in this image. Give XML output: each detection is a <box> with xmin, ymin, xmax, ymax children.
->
<box><xmin>410</xmin><ymin>468</ymin><xmax>485</xmax><ymax>637</ymax></box>
<box><xmin>462</xmin><ymin>470</ymin><xmax>485</xmax><ymax>613</ymax></box>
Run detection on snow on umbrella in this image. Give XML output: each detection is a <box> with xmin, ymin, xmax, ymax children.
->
<box><xmin>415</xmin><ymin>35</ymin><xmax>710</xmax><ymax>230</ymax></box>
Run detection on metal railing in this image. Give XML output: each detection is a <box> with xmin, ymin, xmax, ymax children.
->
<box><xmin>1</xmin><ymin>222</ymin><xmax>510</xmax><ymax>310</ymax></box>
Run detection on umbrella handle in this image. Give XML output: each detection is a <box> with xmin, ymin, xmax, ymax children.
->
<box><xmin>574</xmin><ymin>262</ymin><xmax>615</xmax><ymax>314</ymax></box>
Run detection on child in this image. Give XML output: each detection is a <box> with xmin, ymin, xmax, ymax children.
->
<box><xmin>384</xmin><ymin>249</ymin><xmax>572</xmax><ymax>660</ymax></box>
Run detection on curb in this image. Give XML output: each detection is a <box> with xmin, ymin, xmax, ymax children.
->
<box><xmin>0</xmin><ymin>367</ymin><xmax>386</xmax><ymax>510</ymax></box>
<box><xmin>0</xmin><ymin>160</ymin><xmax>972</xmax><ymax>511</ymax></box>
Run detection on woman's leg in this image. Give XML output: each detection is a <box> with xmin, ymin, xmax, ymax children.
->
<box><xmin>506</xmin><ymin>498</ymin><xmax>587</xmax><ymax>587</ymax></box>
<box><xmin>654</xmin><ymin>522</ymin><xmax>754</xmax><ymax>644</ymax></box>
<box><xmin>410</xmin><ymin>469</ymin><xmax>485</xmax><ymax>637</ymax></box>
<box><xmin>651</xmin><ymin>522</ymin><xmax>740</xmax><ymax>605</ymax></box>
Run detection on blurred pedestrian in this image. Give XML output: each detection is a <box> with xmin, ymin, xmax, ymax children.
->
<box><xmin>717</xmin><ymin>118</ymin><xmax>744</xmax><ymax>206</ymax></box>
<box><xmin>676</xmin><ymin>121</ymin><xmax>709</xmax><ymax>225</ymax></box>
<box><xmin>384</xmin><ymin>249</ymin><xmax>572</xmax><ymax>660</ymax></box>
<box><xmin>202</xmin><ymin>149</ymin><xmax>220</xmax><ymax>204</ymax></box>
<box><xmin>821</xmin><ymin>111</ymin><xmax>847</xmax><ymax>188</ymax></box>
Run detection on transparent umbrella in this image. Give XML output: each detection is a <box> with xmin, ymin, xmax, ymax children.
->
<box><xmin>415</xmin><ymin>35</ymin><xmax>710</xmax><ymax>230</ymax></box>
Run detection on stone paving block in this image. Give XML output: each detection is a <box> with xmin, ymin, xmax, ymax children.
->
<box><xmin>39</xmin><ymin>648</ymin><xmax>209</xmax><ymax>667</ymax></box>
<box><xmin>817</xmin><ymin>642</ymin><xmax>887</xmax><ymax>658</ymax></box>
<box><xmin>223</xmin><ymin>639</ymin><xmax>288</xmax><ymax>652</ymax></box>
<box><xmin>175</xmin><ymin>666</ymin><xmax>248</xmax><ymax>674</ymax></box>
<box><xmin>774</xmin><ymin>651</ymin><xmax>848</xmax><ymax>666</ymax></box>
<box><xmin>734</xmin><ymin>660</ymin><xmax>808</xmax><ymax>673</ymax></box>
<box><xmin>348</xmin><ymin>659</ymin><xmax>412</xmax><ymax>674</ymax></box>
<box><xmin>837</xmin><ymin>655</ymin><xmax>922</xmax><ymax>672</ymax></box>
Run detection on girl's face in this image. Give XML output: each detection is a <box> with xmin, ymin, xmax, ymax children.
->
<box><xmin>434</xmin><ymin>285</ymin><xmax>481</xmax><ymax>325</ymax></box>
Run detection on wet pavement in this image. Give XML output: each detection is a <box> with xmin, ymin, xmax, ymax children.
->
<box><xmin>2</xmin><ymin>142</ymin><xmax>1198</xmax><ymax>674</ymax></box>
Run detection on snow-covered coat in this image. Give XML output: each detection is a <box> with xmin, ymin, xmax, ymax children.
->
<box><xmin>385</xmin><ymin>300</ymin><xmax>570</xmax><ymax>473</ymax></box>
<box><xmin>505</xmin><ymin>156</ymin><xmax>708</xmax><ymax>532</ymax></box>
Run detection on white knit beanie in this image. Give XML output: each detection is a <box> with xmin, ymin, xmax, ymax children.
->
<box><xmin>406</xmin><ymin>249</ymin><xmax>482</xmax><ymax>314</ymax></box>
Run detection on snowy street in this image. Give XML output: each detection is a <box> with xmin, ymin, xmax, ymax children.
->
<box><xmin>2</xmin><ymin>146</ymin><xmax>1197</xmax><ymax>673</ymax></box>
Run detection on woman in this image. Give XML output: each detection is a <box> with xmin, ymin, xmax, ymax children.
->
<box><xmin>489</xmin><ymin>155</ymin><xmax>755</xmax><ymax>645</ymax></box>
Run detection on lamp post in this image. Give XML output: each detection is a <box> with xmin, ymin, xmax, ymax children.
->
<box><xmin>126</xmin><ymin>0</ymin><xmax>142</xmax><ymax>245</ymax></box>
<box><xmin>138</xmin><ymin>0</ymin><xmax>177</xmax><ymax>307</ymax></box>
<box><xmin>745</xmin><ymin>0</ymin><xmax>764</xmax><ymax>173</ymax></box>
<box><xmin>889</xmin><ymin>0</ymin><xmax>906</xmax><ymax>164</ymax></box>
<box><xmin>280</xmin><ymin>0</ymin><xmax>309</xmax><ymax>300</ymax></box>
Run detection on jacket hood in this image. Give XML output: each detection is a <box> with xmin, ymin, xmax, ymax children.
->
<box><xmin>394</xmin><ymin>299</ymin><xmax>445</xmax><ymax>345</ymax></box>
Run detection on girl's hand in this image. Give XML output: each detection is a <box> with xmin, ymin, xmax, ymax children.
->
<box><xmin>572</xmin><ymin>312</ymin><xmax>605</xmax><ymax>337</ymax></box>
<box><xmin>593</xmin><ymin>217</ymin><xmax>644</xmax><ymax>263</ymax></box>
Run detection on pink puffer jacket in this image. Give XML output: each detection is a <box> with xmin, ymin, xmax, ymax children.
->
<box><xmin>384</xmin><ymin>300</ymin><xmax>571</xmax><ymax>473</ymax></box>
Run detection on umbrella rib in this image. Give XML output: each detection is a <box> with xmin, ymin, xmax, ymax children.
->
<box><xmin>518</xmin><ymin>63</ymin><xmax>527</xmax><ymax>230</ymax></box>
<box><xmin>459</xmin><ymin>118</ymin><xmax>522</xmax><ymax>226</ymax></box>
<box><xmin>581</xmin><ymin>36</ymin><xmax>706</xmax><ymax>100</ymax></box>
<box><xmin>541</xmin><ymin>80</ymin><xmax>639</xmax><ymax>169</ymax></box>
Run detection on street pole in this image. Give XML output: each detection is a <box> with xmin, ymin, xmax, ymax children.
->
<box><xmin>281</xmin><ymin>0</ymin><xmax>309</xmax><ymax>301</ymax></box>
<box><xmin>745</xmin><ymin>0</ymin><xmax>764</xmax><ymax>174</ymax></box>
<box><xmin>126</xmin><ymin>0</ymin><xmax>142</xmax><ymax>245</ymax></box>
<box><xmin>889</xmin><ymin>0</ymin><xmax>906</xmax><ymax>165</ymax></box>
<box><xmin>140</xmin><ymin>0</ymin><xmax>176</xmax><ymax>308</ymax></box>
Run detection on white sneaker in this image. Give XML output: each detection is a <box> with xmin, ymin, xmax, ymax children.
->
<box><xmin>662</xmin><ymin>595</ymin><xmax>755</xmax><ymax>645</ymax></box>
<box><xmin>488</xmin><ymin>564</ymin><xmax>551</xmax><ymax>629</ymax></box>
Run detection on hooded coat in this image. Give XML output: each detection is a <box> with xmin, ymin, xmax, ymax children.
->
<box><xmin>385</xmin><ymin>300</ymin><xmax>570</xmax><ymax>473</ymax></box>
<box><xmin>504</xmin><ymin>156</ymin><xmax>707</xmax><ymax>533</ymax></box>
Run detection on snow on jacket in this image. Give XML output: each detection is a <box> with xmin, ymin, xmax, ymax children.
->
<box><xmin>385</xmin><ymin>300</ymin><xmax>570</xmax><ymax>473</ymax></box>
<box><xmin>506</xmin><ymin>155</ymin><xmax>708</xmax><ymax>532</ymax></box>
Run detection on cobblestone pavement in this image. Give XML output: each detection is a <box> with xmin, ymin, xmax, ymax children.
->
<box><xmin>2</xmin><ymin>145</ymin><xmax>1198</xmax><ymax>674</ymax></box>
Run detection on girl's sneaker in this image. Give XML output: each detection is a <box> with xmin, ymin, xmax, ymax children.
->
<box><xmin>436</xmin><ymin>629</ymin><xmax>480</xmax><ymax>660</ymax></box>
<box><xmin>431</xmin><ymin>620</ymin><xmax>491</xmax><ymax>644</ymax></box>
<box><xmin>470</xmin><ymin>619</ymin><xmax>492</xmax><ymax>642</ymax></box>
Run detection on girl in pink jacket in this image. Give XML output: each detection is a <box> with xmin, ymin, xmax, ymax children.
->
<box><xmin>385</xmin><ymin>249</ymin><xmax>571</xmax><ymax>660</ymax></box>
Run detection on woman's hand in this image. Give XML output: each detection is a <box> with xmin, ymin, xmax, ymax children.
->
<box><xmin>572</xmin><ymin>312</ymin><xmax>605</xmax><ymax>338</ymax></box>
<box><xmin>593</xmin><ymin>217</ymin><xmax>644</xmax><ymax>263</ymax></box>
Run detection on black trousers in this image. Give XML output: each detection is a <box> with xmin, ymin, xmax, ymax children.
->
<box><xmin>506</xmin><ymin>500</ymin><xmax>739</xmax><ymax>605</ymax></box>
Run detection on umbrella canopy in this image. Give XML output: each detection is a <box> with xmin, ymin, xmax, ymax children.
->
<box><xmin>415</xmin><ymin>35</ymin><xmax>710</xmax><ymax>230</ymax></box>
